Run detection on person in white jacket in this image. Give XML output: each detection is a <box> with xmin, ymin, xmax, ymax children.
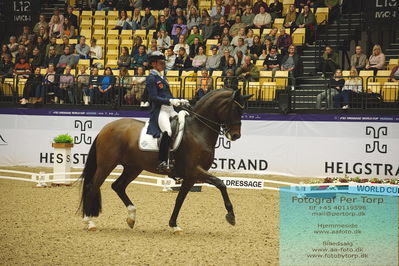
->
<box><xmin>333</xmin><ymin>68</ymin><xmax>362</xmax><ymax>109</ymax></box>
<box><xmin>253</xmin><ymin>6</ymin><xmax>272</xmax><ymax>28</ymax></box>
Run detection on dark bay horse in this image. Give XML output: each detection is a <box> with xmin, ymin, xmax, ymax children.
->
<box><xmin>80</xmin><ymin>88</ymin><xmax>252</xmax><ymax>232</ymax></box>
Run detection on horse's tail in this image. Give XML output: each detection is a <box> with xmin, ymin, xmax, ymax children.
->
<box><xmin>79</xmin><ymin>136</ymin><xmax>102</xmax><ymax>217</ymax></box>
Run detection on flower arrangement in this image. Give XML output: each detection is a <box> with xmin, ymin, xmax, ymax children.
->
<box><xmin>316</xmin><ymin>176</ymin><xmax>399</xmax><ymax>185</ymax></box>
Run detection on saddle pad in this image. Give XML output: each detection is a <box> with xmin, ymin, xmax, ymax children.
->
<box><xmin>138</xmin><ymin>111</ymin><xmax>188</xmax><ymax>152</ymax></box>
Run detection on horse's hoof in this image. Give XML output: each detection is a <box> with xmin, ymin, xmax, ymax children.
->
<box><xmin>126</xmin><ymin>217</ymin><xmax>135</xmax><ymax>229</ymax></box>
<box><xmin>172</xmin><ymin>226</ymin><xmax>183</xmax><ymax>234</ymax></box>
<box><xmin>87</xmin><ymin>221</ymin><xmax>97</xmax><ymax>231</ymax></box>
<box><xmin>226</xmin><ymin>213</ymin><xmax>236</xmax><ymax>226</ymax></box>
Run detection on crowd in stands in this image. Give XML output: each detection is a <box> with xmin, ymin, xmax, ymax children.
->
<box><xmin>0</xmin><ymin>0</ymin><xmax>398</xmax><ymax>108</ymax></box>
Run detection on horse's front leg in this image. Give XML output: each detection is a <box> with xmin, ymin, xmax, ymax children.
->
<box><xmin>196</xmin><ymin>166</ymin><xmax>235</xmax><ymax>226</ymax></box>
<box><xmin>169</xmin><ymin>179</ymin><xmax>195</xmax><ymax>234</ymax></box>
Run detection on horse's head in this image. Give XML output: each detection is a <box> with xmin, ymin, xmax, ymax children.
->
<box><xmin>220</xmin><ymin>89</ymin><xmax>253</xmax><ymax>141</ymax></box>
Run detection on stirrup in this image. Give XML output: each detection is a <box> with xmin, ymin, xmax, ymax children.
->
<box><xmin>157</xmin><ymin>161</ymin><xmax>172</xmax><ymax>174</ymax></box>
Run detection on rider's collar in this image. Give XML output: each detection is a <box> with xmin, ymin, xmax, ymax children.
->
<box><xmin>150</xmin><ymin>69</ymin><xmax>162</xmax><ymax>77</ymax></box>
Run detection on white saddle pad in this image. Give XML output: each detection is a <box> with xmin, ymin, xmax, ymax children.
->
<box><xmin>138</xmin><ymin>111</ymin><xmax>188</xmax><ymax>152</ymax></box>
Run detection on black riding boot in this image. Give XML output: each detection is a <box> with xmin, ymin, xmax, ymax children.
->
<box><xmin>157</xmin><ymin>132</ymin><xmax>172</xmax><ymax>172</ymax></box>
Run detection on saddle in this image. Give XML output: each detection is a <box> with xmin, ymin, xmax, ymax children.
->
<box><xmin>138</xmin><ymin>111</ymin><xmax>188</xmax><ymax>152</ymax></box>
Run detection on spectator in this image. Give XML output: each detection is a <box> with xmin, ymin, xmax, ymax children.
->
<box><xmin>141</xmin><ymin>7</ymin><xmax>156</xmax><ymax>30</ymax></box>
<box><xmin>284</xmin><ymin>4</ymin><xmax>297</xmax><ymax>28</ymax></box>
<box><xmin>227</xmin><ymin>6</ymin><xmax>239</xmax><ymax>25</ymax></box>
<box><xmin>210</xmin><ymin>0</ymin><xmax>225</xmax><ymax>16</ymax></box>
<box><xmin>389</xmin><ymin>56</ymin><xmax>399</xmax><ymax>83</ymax></box>
<box><xmin>350</xmin><ymin>46</ymin><xmax>367</xmax><ymax>73</ymax></box>
<box><xmin>276</xmin><ymin>28</ymin><xmax>292</xmax><ymax>55</ymax></box>
<box><xmin>185</xmin><ymin>0</ymin><xmax>196</xmax><ymax>15</ymax></box>
<box><xmin>316</xmin><ymin>68</ymin><xmax>344</xmax><ymax>109</ymax></box>
<box><xmin>213</xmin><ymin>17</ymin><xmax>230</xmax><ymax>39</ymax></box>
<box><xmin>118</xmin><ymin>47</ymin><xmax>132</xmax><ymax>68</ymax></box>
<box><xmin>64</xmin><ymin>6</ymin><xmax>78</xmax><ymax>28</ymax></box>
<box><xmin>219</xmin><ymin>37</ymin><xmax>234</xmax><ymax>55</ymax></box>
<box><xmin>187</xmin><ymin>6</ymin><xmax>201</xmax><ymax>30</ymax></box>
<box><xmin>220</xmin><ymin>26</ymin><xmax>233</xmax><ymax>43</ymax></box>
<box><xmin>223</xmin><ymin>56</ymin><xmax>237</xmax><ymax>75</ymax></box>
<box><xmin>131</xmin><ymin>45</ymin><xmax>148</xmax><ymax>69</ymax></box>
<box><xmin>334</xmin><ymin>68</ymin><xmax>362</xmax><ymax>109</ymax></box>
<box><xmin>36</xmin><ymin>36</ymin><xmax>47</xmax><ymax>57</ymax></box>
<box><xmin>173</xmin><ymin>35</ymin><xmax>190</xmax><ymax>55</ymax></box>
<box><xmin>157</xmin><ymin>15</ymin><xmax>173</xmax><ymax>35</ymax></box>
<box><xmin>223</xmin><ymin>69</ymin><xmax>239</xmax><ymax>89</ymax></box>
<box><xmin>262</xmin><ymin>27</ymin><xmax>278</xmax><ymax>45</ymax></box>
<box><xmin>59</xmin><ymin>36</ymin><xmax>74</xmax><ymax>55</ymax></box>
<box><xmin>49</xmin><ymin>15</ymin><xmax>64</xmax><ymax>38</ymax></box>
<box><xmin>0</xmin><ymin>54</ymin><xmax>14</xmax><ymax>78</ymax></box>
<box><xmin>19</xmin><ymin>35</ymin><xmax>34</xmax><ymax>55</ymax></box>
<box><xmin>76</xmin><ymin>65</ymin><xmax>90</xmax><ymax>104</ymax></box>
<box><xmin>37</xmin><ymin>26</ymin><xmax>49</xmax><ymax>44</ymax></box>
<box><xmin>174</xmin><ymin>8</ymin><xmax>187</xmax><ymax>24</ymax></box>
<box><xmin>231</xmin><ymin>27</ymin><xmax>247</xmax><ymax>46</ymax></box>
<box><xmin>236</xmin><ymin>55</ymin><xmax>259</xmax><ymax>81</ymax></box>
<box><xmin>147</xmin><ymin>39</ymin><xmax>159</xmax><ymax>54</ymax></box>
<box><xmin>57</xmin><ymin>46</ymin><xmax>75</xmax><ymax>74</ymax></box>
<box><xmin>43</xmin><ymin>45</ymin><xmax>60</xmax><ymax>67</ymax></box>
<box><xmin>8</xmin><ymin>36</ymin><xmax>19</xmax><ymax>58</ymax></box>
<box><xmin>130</xmin><ymin>8</ymin><xmax>143</xmax><ymax>30</ymax></box>
<box><xmin>253</xmin><ymin>6</ymin><xmax>272</xmax><ymax>28</ymax></box>
<box><xmin>234</xmin><ymin>50</ymin><xmax>245</xmax><ymax>66</ymax></box>
<box><xmin>186</xmin><ymin>26</ymin><xmax>204</xmax><ymax>45</ymax></box>
<box><xmin>114</xmin><ymin>10</ymin><xmax>130</xmax><ymax>31</ymax></box>
<box><xmin>49</xmin><ymin>8</ymin><xmax>64</xmax><ymax>26</ymax></box>
<box><xmin>157</xmin><ymin>30</ymin><xmax>171</xmax><ymax>51</ymax></box>
<box><xmin>232</xmin><ymin>38</ymin><xmax>248</xmax><ymax>56</ymax></box>
<box><xmin>195</xmin><ymin>69</ymin><xmax>213</xmax><ymax>100</ymax></box>
<box><xmin>295</xmin><ymin>5</ymin><xmax>316</xmax><ymax>44</ymax></box>
<box><xmin>14</xmin><ymin>57</ymin><xmax>31</xmax><ymax>78</ymax></box>
<box><xmin>241</xmin><ymin>5</ymin><xmax>255</xmax><ymax>27</ymax></box>
<box><xmin>325</xmin><ymin>0</ymin><xmax>340</xmax><ymax>23</ymax></box>
<box><xmin>174</xmin><ymin>47</ymin><xmax>192</xmax><ymax>71</ymax></box>
<box><xmin>253</xmin><ymin>0</ymin><xmax>269</xmax><ymax>14</ymax></box>
<box><xmin>20</xmin><ymin>66</ymin><xmax>43</xmax><ymax>105</ymax></box>
<box><xmin>201</xmin><ymin>17</ymin><xmax>215</xmax><ymax>40</ymax></box>
<box><xmin>97</xmin><ymin>67</ymin><xmax>116</xmax><ymax>104</ymax></box>
<box><xmin>192</xmin><ymin>46</ymin><xmax>207</xmax><ymax>70</ymax></box>
<box><xmin>206</xmin><ymin>46</ymin><xmax>222</xmax><ymax>72</ymax></box>
<box><xmin>165</xmin><ymin>47</ymin><xmax>176</xmax><ymax>72</ymax></box>
<box><xmin>219</xmin><ymin>50</ymin><xmax>232</xmax><ymax>70</ymax></box>
<box><xmin>19</xmin><ymin>26</ymin><xmax>35</xmax><ymax>45</ymax></box>
<box><xmin>229</xmin><ymin>17</ymin><xmax>247</xmax><ymax>37</ymax></box>
<box><xmin>250</xmin><ymin>35</ymin><xmax>263</xmax><ymax>59</ymax></box>
<box><xmin>130</xmin><ymin>66</ymin><xmax>147</xmax><ymax>104</ymax></box>
<box><xmin>263</xmin><ymin>46</ymin><xmax>281</xmax><ymax>75</ymax></box>
<box><xmin>45</xmin><ymin>37</ymin><xmax>58</xmax><ymax>56</ymax></box>
<box><xmin>89</xmin><ymin>39</ymin><xmax>103</xmax><ymax>60</ymax></box>
<box><xmin>237</xmin><ymin>0</ymin><xmax>251</xmax><ymax>12</ymax></box>
<box><xmin>245</xmin><ymin>29</ymin><xmax>255</xmax><ymax>48</ymax></box>
<box><xmin>321</xmin><ymin>45</ymin><xmax>339</xmax><ymax>77</ymax></box>
<box><xmin>1</xmin><ymin>45</ymin><xmax>11</xmax><ymax>61</ymax></box>
<box><xmin>15</xmin><ymin>45</ymin><xmax>28</xmax><ymax>64</ymax></box>
<box><xmin>98</xmin><ymin>0</ymin><xmax>115</xmax><ymax>11</ymax></box>
<box><xmin>63</xmin><ymin>17</ymin><xmax>75</xmax><ymax>39</ymax></box>
<box><xmin>269</xmin><ymin>0</ymin><xmax>283</xmax><ymax>20</ymax></box>
<box><xmin>212</xmin><ymin>6</ymin><xmax>224</xmax><ymax>23</ymax></box>
<box><xmin>365</xmin><ymin>44</ymin><xmax>385</xmax><ymax>74</ymax></box>
<box><xmin>75</xmin><ymin>36</ymin><xmax>90</xmax><ymax>59</ymax></box>
<box><xmin>86</xmin><ymin>67</ymin><xmax>100</xmax><ymax>104</ymax></box>
<box><xmin>280</xmin><ymin>45</ymin><xmax>303</xmax><ymax>77</ymax></box>
<box><xmin>33</xmin><ymin>14</ymin><xmax>49</xmax><ymax>34</ymax></box>
<box><xmin>131</xmin><ymin>36</ymin><xmax>143</xmax><ymax>56</ymax></box>
<box><xmin>201</xmin><ymin>8</ymin><xmax>211</xmax><ymax>23</ymax></box>
<box><xmin>172</xmin><ymin>17</ymin><xmax>188</xmax><ymax>36</ymax></box>
<box><xmin>295</xmin><ymin>0</ymin><xmax>307</xmax><ymax>11</ymax></box>
<box><xmin>171</xmin><ymin>25</ymin><xmax>183</xmax><ymax>45</ymax></box>
<box><xmin>189</xmin><ymin>37</ymin><xmax>202</xmax><ymax>58</ymax></box>
<box><xmin>29</xmin><ymin>47</ymin><xmax>43</xmax><ymax>71</ymax></box>
<box><xmin>59</xmin><ymin>65</ymin><xmax>75</xmax><ymax>104</ymax></box>
<box><xmin>169</xmin><ymin>0</ymin><xmax>180</xmax><ymax>18</ymax></box>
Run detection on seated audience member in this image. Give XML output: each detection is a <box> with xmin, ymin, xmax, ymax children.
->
<box><xmin>220</xmin><ymin>27</ymin><xmax>233</xmax><ymax>43</ymax></box>
<box><xmin>76</xmin><ymin>65</ymin><xmax>90</xmax><ymax>104</ymax></box>
<box><xmin>7</xmin><ymin>36</ymin><xmax>19</xmax><ymax>58</ymax></box>
<box><xmin>219</xmin><ymin>50</ymin><xmax>231</xmax><ymax>70</ymax></box>
<box><xmin>89</xmin><ymin>39</ymin><xmax>103</xmax><ymax>60</ymax></box>
<box><xmin>232</xmin><ymin>38</ymin><xmax>248</xmax><ymax>56</ymax></box>
<box><xmin>45</xmin><ymin>37</ymin><xmax>58</xmax><ymax>57</ymax></box>
<box><xmin>141</xmin><ymin>7</ymin><xmax>156</xmax><ymax>30</ymax></box>
<box><xmin>223</xmin><ymin>56</ymin><xmax>237</xmax><ymax>75</ymax></box>
<box><xmin>130</xmin><ymin>36</ymin><xmax>143</xmax><ymax>56</ymax></box>
<box><xmin>172</xmin><ymin>17</ymin><xmax>188</xmax><ymax>36</ymax></box>
<box><xmin>97</xmin><ymin>67</ymin><xmax>116</xmax><ymax>104</ymax></box>
<box><xmin>86</xmin><ymin>67</ymin><xmax>100</xmax><ymax>104</ymax></box>
<box><xmin>114</xmin><ymin>10</ymin><xmax>130</xmax><ymax>31</ymax></box>
<box><xmin>276</xmin><ymin>28</ymin><xmax>292</xmax><ymax>55</ymax></box>
<box><xmin>171</xmin><ymin>25</ymin><xmax>183</xmax><ymax>45</ymax></box>
<box><xmin>15</xmin><ymin>45</ymin><xmax>28</xmax><ymax>64</ymax></box>
<box><xmin>43</xmin><ymin>46</ymin><xmax>60</xmax><ymax>67</ymax></box>
<box><xmin>42</xmin><ymin>64</ymin><xmax>57</xmax><ymax>102</ymax></box>
<box><xmin>156</xmin><ymin>15</ymin><xmax>173</xmax><ymax>35</ymax></box>
<box><xmin>130</xmin><ymin>66</ymin><xmax>147</xmax><ymax>105</ymax></box>
<box><xmin>147</xmin><ymin>39</ymin><xmax>159</xmax><ymax>54</ymax></box>
<box><xmin>231</xmin><ymin>27</ymin><xmax>247</xmax><ymax>46</ymax></box>
<box><xmin>131</xmin><ymin>45</ymin><xmax>148</xmax><ymax>69</ymax></box>
<box><xmin>174</xmin><ymin>47</ymin><xmax>192</xmax><ymax>71</ymax></box>
<box><xmin>63</xmin><ymin>17</ymin><xmax>75</xmax><ymax>39</ymax></box>
<box><xmin>186</xmin><ymin>26</ymin><xmax>204</xmax><ymax>45</ymax></box>
<box><xmin>253</xmin><ymin>0</ymin><xmax>269</xmax><ymax>14</ymax></box>
<box><xmin>0</xmin><ymin>54</ymin><xmax>15</xmax><ymax>78</ymax></box>
<box><xmin>236</xmin><ymin>56</ymin><xmax>260</xmax><ymax>81</ymax></box>
<box><xmin>294</xmin><ymin>0</ymin><xmax>307</xmax><ymax>11</ymax></box>
<box><xmin>262</xmin><ymin>27</ymin><xmax>278</xmax><ymax>45</ymax></box>
<box><xmin>227</xmin><ymin>4</ymin><xmax>239</xmax><ymax>24</ymax></box>
<box><xmin>250</xmin><ymin>35</ymin><xmax>263</xmax><ymax>60</ymax></box>
<box><xmin>1</xmin><ymin>45</ymin><xmax>11</xmax><ymax>61</ymax></box>
<box><xmin>262</xmin><ymin>46</ymin><xmax>281</xmax><ymax>75</ymax></box>
<box><xmin>130</xmin><ymin>8</ymin><xmax>143</xmax><ymax>30</ymax></box>
<box><xmin>219</xmin><ymin>37</ymin><xmax>234</xmax><ymax>55</ymax></box>
<box><xmin>241</xmin><ymin>5</ymin><xmax>255</xmax><ymax>27</ymax></box>
<box><xmin>75</xmin><ymin>36</ymin><xmax>90</xmax><ymax>59</ymax></box>
<box><xmin>201</xmin><ymin>17</ymin><xmax>215</xmax><ymax>40</ymax></box>
<box><xmin>117</xmin><ymin>67</ymin><xmax>132</xmax><ymax>104</ymax></box>
<box><xmin>173</xmin><ymin>35</ymin><xmax>190</xmax><ymax>55</ymax></box>
<box><xmin>192</xmin><ymin>46</ymin><xmax>207</xmax><ymax>70</ymax></box>
<box><xmin>187</xmin><ymin>6</ymin><xmax>201</xmax><ymax>30</ymax></box>
<box><xmin>195</xmin><ymin>69</ymin><xmax>213</xmax><ymax>101</ymax></box>
<box><xmin>365</xmin><ymin>44</ymin><xmax>386</xmax><ymax>75</ymax></box>
<box><xmin>49</xmin><ymin>15</ymin><xmax>63</xmax><ymax>38</ymax></box>
<box><xmin>206</xmin><ymin>46</ymin><xmax>221</xmax><ymax>72</ymax></box>
<box><xmin>118</xmin><ymin>47</ymin><xmax>132</xmax><ymax>68</ymax></box>
<box><xmin>64</xmin><ymin>6</ymin><xmax>78</xmax><ymax>28</ymax></box>
<box><xmin>14</xmin><ymin>57</ymin><xmax>31</xmax><ymax>78</ymax></box>
<box><xmin>211</xmin><ymin>6</ymin><xmax>224</xmax><ymax>23</ymax></box>
<box><xmin>189</xmin><ymin>37</ymin><xmax>202</xmax><ymax>58</ymax></box>
<box><xmin>295</xmin><ymin>5</ymin><xmax>316</xmax><ymax>43</ymax></box>
<box><xmin>223</xmin><ymin>69</ymin><xmax>239</xmax><ymax>90</ymax></box>
<box><xmin>33</xmin><ymin>14</ymin><xmax>49</xmax><ymax>34</ymax></box>
<box><xmin>58</xmin><ymin>36</ymin><xmax>74</xmax><ymax>55</ymax></box>
<box><xmin>269</xmin><ymin>0</ymin><xmax>283</xmax><ymax>20</ymax></box>
<box><xmin>29</xmin><ymin>47</ymin><xmax>44</xmax><ymax>71</ymax></box>
<box><xmin>321</xmin><ymin>45</ymin><xmax>339</xmax><ymax>77</ymax></box>
<box><xmin>389</xmin><ymin>56</ymin><xmax>399</xmax><ymax>82</ymax></box>
<box><xmin>334</xmin><ymin>68</ymin><xmax>362</xmax><ymax>109</ymax></box>
<box><xmin>20</xmin><ymin>66</ymin><xmax>43</xmax><ymax>105</ymax></box>
<box><xmin>253</xmin><ymin>6</ymin><xmax>272</xmax><ymax>29</ymax></box>
<box><xmin>246</xmin><ymin>29</ymin><xmax>255</xmax><ymax>48</ymax></box>
<box><xmin>213</xmin><ymin>17</ymin><xmax>230</xmax><ymax>39</ymax></box>
<box><xmin>234</xmin><ymin>50</ymin><xmax>245</xmax><ymax>66</ymax></box>
<box><xmin>165</xmin><ymin>47</ymin><xmax>176</xmax><ymax>72</ymax></box>
<box><xmin>316</xmin><ymin>68</ymin><xmax>345</xmax><ymax>109</ymax></box>
<box><xmin>59</xmin><ymin>65</ymin><xmax>75</xmax><ymax>104</ymax></box>
<box><xmin>280</xmin><ymin>45</ymin><xmax>303</xmax><ymax>78</ymax></box>
<box><xmin>210</xmin><ymin>0</ymin><xmax>225</xmax><ymax>16</ymax></box>
<box><xmin>57</xmin><ymin>46</ymin><xmax>75</xmax><ymax>74</ymax></box>
<box><xmin>157</xmin><ymin>30</ymin><xmax>171</xmax><ymax>51</ymax></box>
<box><xmin>35</xmin><ymin>36</ymin><xmax>47</xmax><ymax>58</ymax></box>
<box><xmin>18</xmin><ymin>26</ymin><xmax>35</xmax><ymax>46</ymax></box>
<box><xmin>350</xmin><ymin>46</ymin><xmax>367</xmax><ymax>73</ymax></box>
<box><xmin>37</xmin><ymin>27</ymin><xmax>49</xmax><ymax>44</ymax></box>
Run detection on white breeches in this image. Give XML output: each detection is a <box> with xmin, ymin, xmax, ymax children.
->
<box><xmin>158</xmin><ymin>105</ymin><xmax>177</xmax><ymax>137</ymax></box>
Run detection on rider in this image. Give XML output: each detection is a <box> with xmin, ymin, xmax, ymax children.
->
<box><xmin>146</xmin><ymin>52</ymin><xmax>188</xmax><ymax>172</ymax></box>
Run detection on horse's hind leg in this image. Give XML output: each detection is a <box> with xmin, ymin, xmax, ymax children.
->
<box><xmin>111</xmin><ymin>167</ymin><xmax>142</xmax><ymax>229</ymax></box>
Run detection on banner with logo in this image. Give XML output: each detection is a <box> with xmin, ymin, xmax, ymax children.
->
<box><xmin>364</xmin><ymin>0</ymin><xmax>398</xmax><ymax>26</ymax></box>
<box><xmin>0</xmin><ymin>109</ymin><xmax>398</xmax><ymax>178</ymax></box>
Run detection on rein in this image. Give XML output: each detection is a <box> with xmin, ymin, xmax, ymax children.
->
<box><xmin>180</xmin><ymin>106</ymin><xmax>226</xmax><ymax>136</ymax></box>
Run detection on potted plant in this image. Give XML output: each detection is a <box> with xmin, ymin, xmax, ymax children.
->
<box><xmin>52</xmin><ymin>134</ymin><xmax>74</xmax><ymax>148</ymax></box>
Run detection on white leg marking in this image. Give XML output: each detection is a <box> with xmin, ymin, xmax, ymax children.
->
<box><xmin>83</xmin><ymin>216</ymin><xmax>97</xmax><ymax>231</ymax></box>
<box><xmin>126</xmin><ymin>205</ymin><xmax>136</xmax><ymax>229</ymax></box>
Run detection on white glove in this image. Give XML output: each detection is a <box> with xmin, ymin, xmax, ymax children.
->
<box><xmin>169</xmin><ymin>98</ymin><xmax>180</xmax><ymax>107</ymax></box>
<box><xmin>179</xmin><ymin>99</ymin><xmax>190</xmax><ymax>106</ymax></box>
